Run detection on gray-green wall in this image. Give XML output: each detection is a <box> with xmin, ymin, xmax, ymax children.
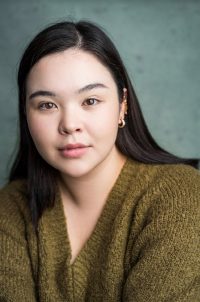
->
<box><xmin>0</xmin><ymin>0</ymin><xmax>199</xmax><ymax>187</ymax></box>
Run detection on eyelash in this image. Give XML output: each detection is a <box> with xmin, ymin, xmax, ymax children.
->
<box><xmin>38</xmin><ymin>98</ymin><xmax>100</xmax><ymax>110</ymax></box>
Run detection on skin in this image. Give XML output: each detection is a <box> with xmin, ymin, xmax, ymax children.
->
<box><xmin>26</xmin><ymin>48</ymin><xmax>127</xmax><ymax>195</ymax></box>
<box><xmin>25</xmin><ymin>48</ymin><xmax>127</xmax><ymax>262</ymax></box>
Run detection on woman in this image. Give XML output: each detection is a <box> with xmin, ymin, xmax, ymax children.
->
<box><xmin>0</xmin><ymin>20</ymin><xmax>199</xmax><ymax>302</ymax></box>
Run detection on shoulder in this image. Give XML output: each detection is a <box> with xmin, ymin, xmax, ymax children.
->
<box><xmin>128</xmin><ymin>159</ymin><xmax>200</xmax><ymax>194</ymax></box>
<box><xmin>149</xmin><ymin>163</ymin><xmax>200</xmax><ymax>199</ymax></box>
<box><xmin>0</xmin><ymin>178</ymin><xmax>27</xmax><ymax>194</ymax></box>
<box><xmin>0</xmin><ymin>179</ymin><xmax>28</xmax><ymax>207</ymax></box>
<box><xmin>154</xmin><ymin>161</ymin><xmax>200</xmax><ymax>180</ymax></box>
<box><xmin>123</xmin><ymin>162</ymin><xmax>200</xmax><ymax>301</ymax></box>
<box><xmin>126</xmin><ymin>161</ymin><xmax>200</xmax><ymax>255</ymax></box>
<box><xmin>127</xmin><ymin>159</ymin><xmax>200</xmax><ymax>216</ymax></box>
<box><xmin>0</xmin><ymin>179</ymin><xmax>30</xmax><ymax>231</ymax></box>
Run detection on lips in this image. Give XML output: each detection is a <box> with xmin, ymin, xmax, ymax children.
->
<box><xmin>58</xmin><ymin>143</ymin><xmax>90</xmax><ymax>158</ymax></box>
<box><xmin>60</xmin><ymin>143</ymin><xmax>88</xmax><ymax>150</ymax></box>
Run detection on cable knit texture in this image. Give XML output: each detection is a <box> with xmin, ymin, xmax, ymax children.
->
<box><xmin>0</xmin><ymin>159</ymin><xmax>200</xmax><ymax>301</ymax></box>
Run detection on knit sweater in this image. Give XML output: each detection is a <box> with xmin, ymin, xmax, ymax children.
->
<box><xmin>0</xmin><ymin>159</ymin><xmax>200</xmax><ymax>302</ymax></box>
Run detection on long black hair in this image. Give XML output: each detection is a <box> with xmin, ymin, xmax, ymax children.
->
<box><xmin>9</xmin><ymin>20</ymin><xmax>199</xmax><ymax>230</ymax></box>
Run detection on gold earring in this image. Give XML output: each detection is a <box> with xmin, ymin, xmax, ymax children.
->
<box><xmin>118</xmin><ymin>118</ymin><xmax>125</xmax><ymax>128</ymax></box>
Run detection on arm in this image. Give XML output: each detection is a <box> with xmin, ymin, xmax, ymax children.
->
<box><xmin>123</xmin><ymin>166</ymin><xmax>200</xmax><ymax>302</ymax></box>
<box><xmin>0</xmin><ymin>183</ymin><xmax>38</xmax><ymax>301</ymax></box>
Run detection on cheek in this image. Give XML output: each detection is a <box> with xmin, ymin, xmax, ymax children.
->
<box><xmin>27</xmin><ymin>115</ymin><xmax>54</xmax><ymax>146</ymax></box>
<box><xmin>90</xmin><ymin>108</ymin><xmax>119</xmax><ymax>140</ymax></box>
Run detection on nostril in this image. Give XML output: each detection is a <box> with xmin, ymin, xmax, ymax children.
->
<box><xmin>59</xmin><ymin>125</ymin><xmax>82</xmax><ymax>135</ymax></box>
<box><xmin>59</xmin><ymin>126</ymin><xmax>68</xmax><ymax>135</ymax></box>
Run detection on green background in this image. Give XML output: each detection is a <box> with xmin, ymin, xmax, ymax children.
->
<box><xmin>0</xmin><ymin>0</ymin><xmax>199</xmax><ymax>187</ymax></box>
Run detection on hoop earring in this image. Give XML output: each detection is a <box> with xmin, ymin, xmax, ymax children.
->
<box><xmin>118</xmin><ymin>118</ymin><xmax>125</xmax><ymax>128</ymax></box>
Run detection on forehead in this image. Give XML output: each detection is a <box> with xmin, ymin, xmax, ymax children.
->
<box><xmin>26</xmin><ymin>49</ymin><xmax>117</xmax><ymax>94</ymax></box>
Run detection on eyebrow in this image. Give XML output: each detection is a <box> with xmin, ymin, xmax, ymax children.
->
<box><xmin>28</xmin><ymin>82</ymin><xmax>108</xmax><ymax>100</ymax></box>
<box><xmin>77</xmin><ymin>83</ymin><xmax>108</xmax><ymax>93</ymax></box>
<box><xmin>28</xmin><ymin>90</ymin><xmax>56</xmax><ymax>100</ymax></box>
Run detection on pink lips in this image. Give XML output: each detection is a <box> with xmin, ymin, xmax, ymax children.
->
<box><xmin>59</xmin><ymin>143</ymin><xmax>89</xmax><ymax>158</ymax></box>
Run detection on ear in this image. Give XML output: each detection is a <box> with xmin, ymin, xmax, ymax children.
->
<box><xmin>118</xmin><ymin>101</ymin><xmax>126</xmax><ymax>122</ymax></box>
<box><xmin>118</xmin><ymin>88</ymin><xmax>128</xmax><ymax>123</ymax></box>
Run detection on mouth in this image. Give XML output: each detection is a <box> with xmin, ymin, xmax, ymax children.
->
<box><xmin>58</xmin><ymin>143</ymin><xmax>90</xmax><ymax>158</ymax></box>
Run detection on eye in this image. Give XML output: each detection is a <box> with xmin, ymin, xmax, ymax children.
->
<box><xmin>38</xmin><ymin>102</ymin><xmax>57</xmax><ymax>110</ymax></box>
<box><xmin>83</xmin><ymin>98</ymin><xmax>99</xmax><ymax>106</ymax></box>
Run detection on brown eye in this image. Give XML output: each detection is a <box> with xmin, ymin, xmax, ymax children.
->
<box><xmin>39</xmin><ymin>102</ymin><xmax>57</xmax><ymax>110</ymax></box>
<box><xmin>83</xmin><ymin>98</ymin><xmax>99</xmax><ymax>106</ymax></box>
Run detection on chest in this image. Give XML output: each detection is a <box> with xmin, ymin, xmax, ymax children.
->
<box><xmin>34</xmin><ymin>193</ymin><xmax>135</xmax><ymax>301</ymax></box>
<box><xmin>64</xmin><ymin>206</ymin><xmax>103</xmax><ymax>264</ymax></box>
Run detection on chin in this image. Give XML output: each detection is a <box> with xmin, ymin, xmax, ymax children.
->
<box><xmin>59</xmin><ymin>168</ymin><xmax>92</xmax><ymax>179</ymax></box>
<box><xmin>56</xmin><ymin>162</ymin><xmax>95</xmax><ymax>179</ymax></box>
<box><xmin>51</xmin><ymin>153</ymin><xmax>111</xmax><ymax>180</ymax></box>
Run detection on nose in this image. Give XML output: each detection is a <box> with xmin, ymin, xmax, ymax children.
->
<box><xmin>58</xmin><ymin>108</ymin><xmax>82</xmax><ymax>135</ymax></box>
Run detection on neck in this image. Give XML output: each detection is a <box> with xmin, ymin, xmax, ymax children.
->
<box><xmin>58</xmin><ymin>149</ymin><xmax>126</xmax><ymax>210</ymax></box>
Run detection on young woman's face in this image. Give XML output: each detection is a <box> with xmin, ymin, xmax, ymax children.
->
<box><xmin>26</xmin><ymin>49</ymin><xmax>125</xmax><ymax>179</ymax></box>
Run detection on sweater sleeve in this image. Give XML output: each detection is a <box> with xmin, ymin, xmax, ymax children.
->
<box><xmin>123</xmin><ymin>165</ymin><xmax>200</xmax><ymax>302</ymax></box>
<box><xmin>0</xmin><ymin>182</ymin><xmax>37</xmax><ymax>301</ymax></box>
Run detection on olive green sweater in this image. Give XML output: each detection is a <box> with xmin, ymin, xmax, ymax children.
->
<box><xmin>0</xmin><ymin>159</ymin><xmax>200</xmax><ymax>301</ymax></box>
